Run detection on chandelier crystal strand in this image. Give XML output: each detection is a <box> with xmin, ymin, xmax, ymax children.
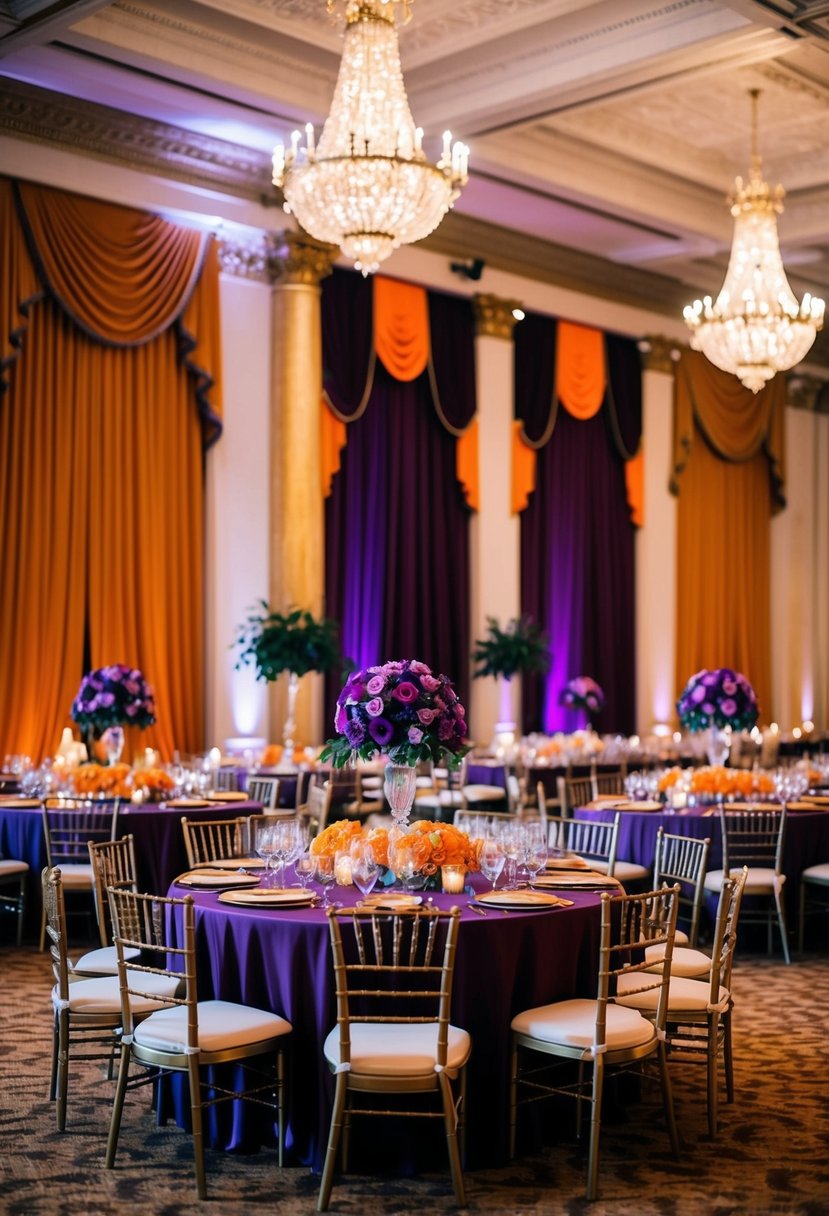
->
<box><xmin>683</xmin><ymin>90</ymin><xmax>824</xmax><ymax>393</ymax></box>
<box><xmin>272</xmin><ymin>0</ymin><xmax>468</xmax><ymax>275</ymax></box>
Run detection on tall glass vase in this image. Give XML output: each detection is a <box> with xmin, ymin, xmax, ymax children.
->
<box><xmin>282</xmin><ymin>671</ymin><xmax>299</xmax><ymax>768</ymax></box>
<box><xmin>384</xmin><ymin>763</ymin><xmax>419</xmax><ymax>887</ymax></box>
<box><xmin>706</xmin><ymin>724</ymin><xmax>731</xmax><ymax>767</ymax></box>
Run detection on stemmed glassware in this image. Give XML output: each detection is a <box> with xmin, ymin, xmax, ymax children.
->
<box><xmin>350</xmin><ymin>841</ymin><xmax>380</xmax><ymax>899</ymax></box>
<box><xmin>523</xmin><ymin>824</ymin><xmax>548</xmax><ymax>885</ymax></box>
<box><xmin>313</xmin><ymin>853</ymin><xmax>337</xmax><ymax>907</ymax></box>
<box><xmin>501</xmin><ymin>827</ymin><xmax>524</xmax><ymax>891</ymax></box>
<box><xmin>479</xmin><ymin>836</ymin><xmax>505</xmax><ymax>891</ymax></box>
<box><xmin>294</xmin><ymin>848</ymin><xmax>315</xmax><ymax>889</ymax></box>
<box><xmin>254</xmin><ymin>820</ymin><xmax>278</xmax><ymax>883</ymax></box>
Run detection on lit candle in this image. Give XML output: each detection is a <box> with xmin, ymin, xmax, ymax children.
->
<box><xmin>441</xmin><ymin>864</ymin><xmax>465</xmax><ymax>894</ymax></box>
<box><xmin>209</xmin><ymin>746</ymin><xmax>221</xmax><ymax>770</ymax></box>
<box><xmin>335</xmin><ymin>854</ymin><xmax>353</xmax><ymax>886</ymax></box>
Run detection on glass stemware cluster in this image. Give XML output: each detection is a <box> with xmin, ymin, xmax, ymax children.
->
<box><xmin>255</xmin><ymin>818</ymin><xmax>305</xmax><ymax>888</ymax></box>
<box><xmin>455</xmin><ymin>815</ymin><xmax>548</xmax><ymax>892</ymax></box>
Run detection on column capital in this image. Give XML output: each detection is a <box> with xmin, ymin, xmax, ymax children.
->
<box><xmin>473</xmin><ymin>293</ymin><xmax>522</xmax><ymax>340</ymax></box>
<box><xmin>786</xmin><ymin>372</ymin><xmax>829</xmax><ymax>413</ymax></box>
<box><xmin>638</xmin><ymin>334</ymin><xmax>683</xmax><ymax>374</ymax></box>
<box><xmin>216</xmin><ymin>234</ymin><xmax>271</xmax><ymax>282</ymax></box>
<box><xmin>268</xmin><ymin>229</ymin><xmax>339</xmax><ymax>287</ymax></box>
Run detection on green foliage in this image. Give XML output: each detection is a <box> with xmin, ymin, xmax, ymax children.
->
<box><xmin>235</xmin><ymin>603</ymin><xmax>348</xmax><ymax>682</ymax></box>
<box><xmin>471</xmin><ymin>615</ymin><xmax>551</xmax><ymax>681</ymax></box>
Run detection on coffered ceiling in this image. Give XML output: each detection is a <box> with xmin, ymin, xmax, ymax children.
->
<box><xmin>1</xmin><ymin>0</ymin><xmax>828</xmax><ymax>363</ymax></box>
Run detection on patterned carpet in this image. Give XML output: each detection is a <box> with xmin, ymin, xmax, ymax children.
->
<box><xmin>1</xmin><ymin>938</ymin><xmax>827</xmax><ymax>1216</ymax></box>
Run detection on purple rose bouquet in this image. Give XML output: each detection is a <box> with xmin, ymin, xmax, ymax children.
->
<box><xmin>559</xmin><ymin>676</ymin><xmax>605</xmax><ymax>716</ymax></box>
<box><xmin>677</xmin><ymin>668</ymin><xmax>758</xmax><ymax>732</ymax></box>
<box><xmin>71</xmin><ymin>664</ymin><xmax>156</xmax><ymax>733</ymax></box>
<box><xmin>320</xmin><ymin>659</ymin><xmax>469</xmax><ymax>768</ymax></box>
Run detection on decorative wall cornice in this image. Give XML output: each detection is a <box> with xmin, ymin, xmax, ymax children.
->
<box><xmin>0</xmin><ymin>78</ymin><xmax>273</xmax><ymax>202</ymax></box>
<box><xmin>216</xmin><ymin>235</ymin><xmax>272</xmax><ymax>282</ymax></box>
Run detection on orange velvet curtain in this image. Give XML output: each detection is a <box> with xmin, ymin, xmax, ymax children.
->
<box><xmin>672</xmin><ymin>351</ymin><xmax>786</xmax><ymax>724</ymax></box>
<box><xmin>0</xmin><ymin>178</ymin><xmax>222</xmax><ymax>763</ymax></box>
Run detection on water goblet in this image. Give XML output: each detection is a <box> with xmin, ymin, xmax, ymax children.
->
<box><xmin>313</xmin><ymin>853</ymin><xmax>337</xmax><ymax>908</ymax></box>
<box><xmin>350</xmin><ymin>841</ymin><xmax>380</xmax><ymax>899</ymax></box>
<box><xmin>254</xmin><ymin>821</ymin><xmax>277</xmax><ymax>884</ymax></box>
<box><xmin>294</xmin><ymin>850</ymin><xmax>315</xmax><ymax>889</ymax></box>
<box><xmin>524</xmin><ymin>826</ymin><xmax>548</xmax><ymax>885</ymax></box>
<box><xmin>480</xmin><ymin>837</ymin><xmax>505</xmax><ymax>891</ymax></box>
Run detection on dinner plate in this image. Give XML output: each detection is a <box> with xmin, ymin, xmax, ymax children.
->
<box><xmin>174</xmin><ymin>869</ymin><xmax>261</xmax><ymax>889</ymax></box>
<box><xmin>803</xmin><ymin>794</ymin><xmax>829</xmax><ymax>806</ymax></box>
<box><xmin>205</xmin><ymin>791</ymin><xmax>249</xmax><ymax>803</ymax></box>
<box><xmin>217</xmin><ymin>888</ymin><xmax>315</xmax><ymax>907</ymax></box>
<box><xmin>357</xmin><ymin>894</ymin><xmax>423</xmax><ymax>911</ymax></box>
<box><xmin>0</xmin><ymin>798</ymin><xmax>41</xmax><ymax>808</ymax></box>
<box><xmin>475</xmin><ymin>889</ymin><xmax>566</xmax><ymax>909</ymax></box>
<box><xmin>618</xmin><ymin>800</ymin><xmax>663</xmax><ymax>812</ymax></box>
<box><xmin>166</xmin><ymin>798</ymin><xmax>212</xmax><ymax>809</ymax></box>
<box><xmin>588</xmin><ymin>796</ymin><xmax>628</xmax><ymax>807</ymax></box>
<box><xmin>786</xmin><ymin>800</ymin><xmax>824</xmax><ymax>814</ymax></box>
<box><xmin>532</xmin><ymin>872</ymin><xmax>619</xmax><ymax>889</ymax></box>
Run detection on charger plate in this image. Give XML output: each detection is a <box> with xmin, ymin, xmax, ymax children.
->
<box><xmin>532</xmin><ymin>872</ymin><xmax>619</xmax><ymax>889</ymax></box>
<box><xmin>0</xmin><ymin>798</ymin><xmax>41</xmax><ymax>808</ymax></box>
<box><xmin>545</xmin><ymin>856</ymin><xmax>592</xmax><ymax>871</ymax></box>
<box><xmin>618</xmin><ymin>800</ymin><xmax>662</xmax><ymax>812</ymax></box>
<box><xmin>358</xmin><ymin>894</ymin><xmax>422</xmax><ymax>911</ymax></box>
<box><xmin>193</xmin><ymin>856</ymin><xmax>266</xmax><ymax>870</ymax></box>
<box><xmin>476</xmin><ymin>889</ymin><xmax>566</xmax><ymax>909</ymax></box>
<box><xmin>174</xmin><ymin>869</ymin><xmax>261</xmax><ymax>889</ymax></box>
<box><xmin>218</xmin><ymin>887</ymin><xmax>315</xmax><ymax>907</ymax></box>
<box><xmin>166</xmin><ymin>798</ymin><xmax>212</xmax><ymax>809</ymax></box>
<box><xmin>787</xmin><ymin>800</ymin><xmax>825</xmax><ymax>814</ymax></box>
<box><xmin>205</xmin><ymin>791</ymin><xmax>249</xmax><ymax>803</ymax></box>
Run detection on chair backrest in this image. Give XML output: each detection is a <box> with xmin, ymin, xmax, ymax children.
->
<box><xmin>302</xmin><ymin>782</ymin><xmax>333</xmax><ymax>837</ymax></box>
<box><xmin>88</xmin><ymin>834</ymin><xmax>139</xmax><ymax>948</ymax></box>
<box><xmin>247</xmin><ymin>775</ymin><xmax>280</xmax><ymax>810</ymax></box>
<box><xmin>108</xmin><ymin>887</ymin><xmax>194</xmax><ymax>1041</ymax></box>
<box><xmin>326</xmin><ymin>905</ymin><xmax>461</xmax><ymax>1072</ymax></box>
<box><xmin>557</xmin><ymin>773</ymin><xmax>596</xmax><ymax>818</ymax></box>
<box><xmin>547</xmin><ymin>812</ymin><xmax>620</xmax><ymax>875</ymax></box>
<box><xmin>653</xmin><ymin>828</ymin><xmax>711</xmax><ymax>948</ymax></box>
<box><xmin>43</xmin><ymin>800</ymin><xmax>119</xmax><ymax>867</ymax></box>
<box><xmin>599</xmin><ymin>885</ymin><xmax>679</xmax><ymax>1044</ymax></box>
<box><xmin>593</xmin><ymin>768</ymin><xmax>626</xmax><ymax>797</ymax></box>
<box><xmin>41</xmin><ymin>866</ymin><xmax>71</xmax><ymax>1000</ymax></box>
<box><xmin>213</xmin><ymin>768</ymin><xmax>240</xmax><ymax>792</ymax></box>
<box><xmin>701</xmin><ymin>869</ymin><xmax>746</xmax><ymax>1003</ymax></box>
<box><xmin>180</xmin><ymin>816</ymin><xmax>250</xmax><ymax>868</ymax></box>
<box><xmin>719</xmin><ymin>807</ymin><xmax>787</xmax><ymax>875</ymax></box>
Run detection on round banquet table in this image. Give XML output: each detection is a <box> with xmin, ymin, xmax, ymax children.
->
<box><xmin>574</xmin><ymin>802</ymin><xmax>829</xmax><ymax>922</ymax></box>
<box><xmin>0</xmin><ymin>797</ymin><xmax>263</xmax><ymax>904</ymax></box>
<box><xmin>159</xmin><ymin>876</ymin><xmax>604</xmax><ymax>1173</ymax></box>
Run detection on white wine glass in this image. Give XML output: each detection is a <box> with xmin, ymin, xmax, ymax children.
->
<box><xmin>254</xmin><ymin>821</ymin><xmax>277</xmax><ymax>884</ymax></box>
<box><xmin>294</xmin><ymin>849</ymin><xmax>315</xmax><ymax>889</ymax></box>
<box><xmin>480</xmin><ymin>837</ymin><xmax>505</xmax><ymax>891</ymax></box>
<box><xmin>313</xmin><ymin>853</ymin><xmax>337</xmax><ymax>908</ymax></box>
<box><xmin>351</xmin><ymin>841</ymin><xmax>380</xmax><ymax>899</ymax></box>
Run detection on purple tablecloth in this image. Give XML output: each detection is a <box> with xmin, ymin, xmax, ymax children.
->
<box><xmin>0</xmin><ymin>799</ymin><xmax>262</xmax><ymax>905</ymax></box>
<box><xmin>161</xmin><ymin>877</ymin><xmax>603</xmax><ymax>1172</ymax></box>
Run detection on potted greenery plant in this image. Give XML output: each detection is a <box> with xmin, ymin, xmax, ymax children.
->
<box><xmin>471</xmin><ymin>616</ymin><xmax>550</xmax><ymax>739</ymax></box>
<box><xmin>235</xmin><ymin>604</ymin><xmax>347</xmax><ymax>765</ymax></box>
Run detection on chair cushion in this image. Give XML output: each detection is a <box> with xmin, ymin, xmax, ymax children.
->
<box><xmin>53</xmin><ymin>863</ymin><xmax>94</xmax><ymax>888</ymax></box>
<box><xmin>57</xmin><ymin>970</ymin><xmax>180</xmax><ymax>1014</ymax></box>
<box><xmin>704</xmin><ymin>867</ymin><xmax>784</xmax><ymax>893</ymax></box>
<box><xmin>616</xmin><ymin>972</ymin><xmax>730</xmax><ymax>1013</ymax></box>
<box><xmin>591</xmin><ymin>859</ymin><xmax>650</xmax><ymax>882</ymax></box>
<box><xmin>0</xmin><ymin>859</ymin><xmax>28</xmax><ymax>877</ymax></box>
<box><xmin>70</xmin><ymin>944</ymin><xmax>141</xmax><ymax>976</ymax></box>
<box><xmin>644</xmin><ymin>943</ymin><xmax>711</xmax><ymax>978</ymax></box>
<box><xmin>511</xmin><ymin>998</ymin><xmax>655</xmax><ymax>1052</ymax></box>
<box><xmin>802</xmin><ymin>863</ymin><xmax>829</xmax><ymax>884</ymax></box>
<box><xmin>134</xmin><ymin>999</ymin><xmax>291</xmax><ymax>1054</ymax></box>
<box><xmin>463</xmin><ymin>785</ymin><xmax>506</xmax><ymax>802</ymax></box>
<box><xmin>323</xmin><ymin>1022</ymin><xmax>471</xmax><ymax>1077</ymax></box>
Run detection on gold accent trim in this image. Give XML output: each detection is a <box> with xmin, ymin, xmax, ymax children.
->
<box><xmin>268</xmin><ymin>231</ymin><xmax>339</xmax><ymax>287</ymax></box>
<box><xmin>639</xmin><ymin>334</ymin><xmax>684</xmax><ymax>374</ymax></box>
<box><xmin>472</xmin><ymin>293</ymin><xmax>522</xmax><ymax>340</ymax></box>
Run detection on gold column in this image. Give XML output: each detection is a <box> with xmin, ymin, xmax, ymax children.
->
<box><xmin>268</xmin><ymin>230</ymin><xmax>338</xmax><ymax>748</ymax></box>
<box><xmin>468</xmin><ymin>293</ymin><xmax>522</xmax><ymax>746</ymax></box>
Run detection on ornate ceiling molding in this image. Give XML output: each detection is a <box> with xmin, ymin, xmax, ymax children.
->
<box><xmin>473</xmin><ymin>293</ymin><xmax>523</xmax><ymax>340</ymax></box>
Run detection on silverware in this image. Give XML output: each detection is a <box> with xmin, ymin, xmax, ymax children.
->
<box><xmin>467</xmin><ymin>902</ymin><xmax>487</xmax><ymax>917</ymax></box>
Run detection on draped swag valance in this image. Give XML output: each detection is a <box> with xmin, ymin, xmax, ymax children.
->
<box><xmin>0</xmin><ymin>176</ymin><xmax>222</xmax><ymax>763</ymax></box>
<box><xmin>321</xmin><ymin>269</ymin><xmax>479</xmax><ymax>509</ymax></box>
<box><xmin>511</xmin><ymin>314</ymin><xmax>644</xmax><ymax>526</ymax></box>
<box><xmin>671</xmin><ymin>350</ymin><xmax>786</xmax><ymax>728</ymax></box>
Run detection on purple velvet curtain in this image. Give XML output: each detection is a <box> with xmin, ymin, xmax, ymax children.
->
<box><xmin>323</xmin><ymin>273</ymin><xmax>473</xmax><ymax>726</ymax></box>
<box><xmin>517</xmin><ymin>316</ymin><xmax>640</xmax><ymax>734</ymax></box>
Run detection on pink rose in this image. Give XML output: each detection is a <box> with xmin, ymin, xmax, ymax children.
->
<box><xmin>365</xmin><ymin>697</ymin><xmax>385</xmax><ymax>718</ymax></box>
<box><xmin>420</xmin><ymin>674</ymin><xmax>441</xmax><ymax>693</ymax></box>
<box><xmin>366</xmin><ymin>675</ymin><xmax>386</xmax><ymax>695</ymax></box>
<box><xmin>417</xmin><ymin>708</ymin><xmax>436</xmax><ymax>725</ymax></box>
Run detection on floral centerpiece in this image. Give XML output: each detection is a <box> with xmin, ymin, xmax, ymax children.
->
<box><xmin>72</xmin><ymin>762</ymin><xmax>132</xmax><ymax>798</ymax></box>
<box><xmin>676</xmin><ymin>667</ymin><xmax>759</xmax><ymax>732</ymax></box>
<box><xmin>131</xmin><ymin>767</ymin><xmax>176</xmax><ymax>802</ymax></box>
<box><xmin>559</xmin><ymin>676</ymin><xmax>605</xmax><ymax>719</ymax></box>
<box><xmin>71</xmin><ymin>664</ymin><xmax>156</xmax><ymax>763</ymax></box>
<box><xmin>310</xmin><ymin>820</ymin><xmax>481</xmax><ymax>887</ymax></box>
<box><xmin>321</xmin><ymin>659</ymin><xmax>469</xmax><ymax>769</ymax></box>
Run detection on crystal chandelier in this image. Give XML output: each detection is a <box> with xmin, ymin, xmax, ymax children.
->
<box><xmin>683</xmin><ymin>90</ymin><xmax>824</xmax><ymax>394</ymax></box>
<box><xmin>272</xmin><ymin>0</ymin><xmax>469</xmax><ymax>276</ymax></box>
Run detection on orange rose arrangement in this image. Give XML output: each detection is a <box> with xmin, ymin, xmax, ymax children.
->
<box><xmin>310</xmin><ymin>819</ymin><xmax>365</xmax><ymax>858</ymax></box>
<box><xmin>310</xmin><ymin>819</ymin><xmax>480</xmax><ymax>881</ymax></box>
<box><xmin>72</xmin><ymin>762</ymin><xmax>131</xmax><ymax>798</ymax></box>
<box><xmin>131</xmin><ymin>767</ymin><xmax>176</xmax><ymax>801</ymax></box>
<box><xmin>659</xmin><ymin>765</ymin><xmax>775</xmax><ymax>800</ymax></box>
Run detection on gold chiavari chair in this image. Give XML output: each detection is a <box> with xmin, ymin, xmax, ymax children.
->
<box><xmin>180</xmin><ymin>815</ymin><xmax>252</xmax><ymax>869</ymax></box>
<box><xmin>40</xmin><ymin>799</ymin><xmax>120</xmax><ymax>950</ymax></box>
